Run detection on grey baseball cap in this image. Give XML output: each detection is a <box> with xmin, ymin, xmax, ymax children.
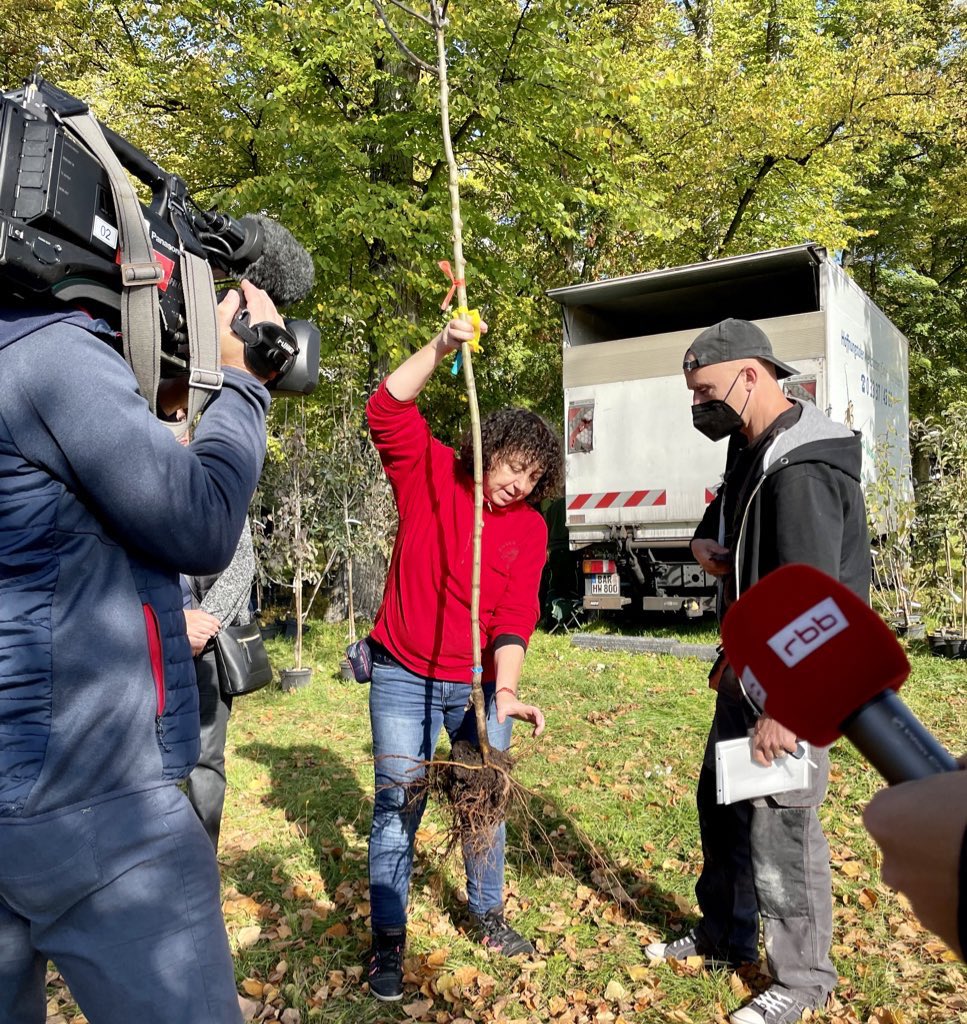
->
<box><xmin>683</xmin><ymin>318</ymin><xmax>798</xmax><ymax>379</ymax></box>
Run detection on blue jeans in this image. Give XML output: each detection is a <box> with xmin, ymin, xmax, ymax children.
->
<box><xmin>368</xmin><ymin>656</ymin><xmax>512</xmax><ymax>930</ymax></box>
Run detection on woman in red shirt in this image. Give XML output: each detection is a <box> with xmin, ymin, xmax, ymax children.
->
<box><xmin>365</xmin><ymin>317</ymin><xmax>563</xmax><ymax>1001</ymax></box>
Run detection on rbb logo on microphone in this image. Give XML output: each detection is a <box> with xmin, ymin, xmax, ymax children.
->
<box><xmin>767</xmin><ymin>596</ymin><xmax>849</xmax><ymax>667</ymax></box>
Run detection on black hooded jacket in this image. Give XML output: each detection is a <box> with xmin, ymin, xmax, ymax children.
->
<box><xmin>694</xmin><ymin>399</ymin><xmax>871</xmax><ymax>615</ymax></box>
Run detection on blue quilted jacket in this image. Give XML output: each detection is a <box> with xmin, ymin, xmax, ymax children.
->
<box><xmin>0</xmin><ymin>308</ymin><xmax>269</xmax><ymax>818</ymax></box>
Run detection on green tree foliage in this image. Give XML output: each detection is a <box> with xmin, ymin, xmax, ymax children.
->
<box><xmin>9</xmin><ymin>0</ymin><xmax>966</xmax><ymax>424</ymax></box>
<box><xmin>5</xmin><ymin>0</ymin><xmax>967</xmax><ymax>614</ymax></box>
<box><xmin>589</xmin><ymin>0</ymin><xmax>966</xmax><ymax>269</ymax></box>
<box><xmin>849</xmin><ymin>135</ymin><xmax>967</xmax><ymax>421</ymax></box>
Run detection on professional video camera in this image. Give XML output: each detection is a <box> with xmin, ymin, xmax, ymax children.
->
<box><xmin>0</xmin><ymin>74</ymin><xmax>319</xmax><ymax>397</ymax></box>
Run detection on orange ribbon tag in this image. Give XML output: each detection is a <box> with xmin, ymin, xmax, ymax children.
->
<box><xmin>439</xmin><ymin>260</ymin><xmax>466</xmax><ymax>310</ymax></box>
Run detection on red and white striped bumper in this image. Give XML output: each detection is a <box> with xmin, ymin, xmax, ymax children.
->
<box><xmin>567</xmin><ymin>489</ymin><xmax>666</xmax><ymax>511</ymax></box>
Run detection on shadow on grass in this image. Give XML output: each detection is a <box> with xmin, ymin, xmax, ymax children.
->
<box><xmin>231</xmin><ymin>740</ymin><xmax>370</xmax><ymax>906</ymax></box>
<box><xmin>229</xmin><ymin>737</ymin><xmax>696</xmax><ymax>959</ymax></box>
<box><xmin>504</xmin><ymin>781</ymin><xmax>697</xmax><ymax>938</ymax></box>
<box><xmin>231</xmin><ymin>741</ymin><xmax>475</xmax><ymax>934</ymax></box>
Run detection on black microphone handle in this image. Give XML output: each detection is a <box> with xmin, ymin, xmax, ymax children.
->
<box><xmin>840</xmin><ymin>689</ymin><xmax>960</xmax><ymax>785</ymax></box>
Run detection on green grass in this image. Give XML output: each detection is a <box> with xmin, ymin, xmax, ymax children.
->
<box><xmin>47</xmin><ymin>623</ymin><xmax>967</xmax><ymax>1023</ymax></box>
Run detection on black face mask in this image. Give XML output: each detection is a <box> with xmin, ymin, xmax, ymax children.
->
<box><xmin>691</xmin><ymin>370</ymin><xmax>751</xmax><ymax>442</ymax></box>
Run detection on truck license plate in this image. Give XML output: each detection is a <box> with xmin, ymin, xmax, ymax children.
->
<box><xmin>589</xmin><ymin>573</ymin><xmax>620</xmax><ymax>596</ymax></box>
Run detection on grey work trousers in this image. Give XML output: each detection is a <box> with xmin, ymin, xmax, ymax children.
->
<box><xmin>186</xmin><ymin>648</ymin><xmax>233</xmax><ymax>851</ymax></box>
<box><xmin>694</xmin><ymin>691</ymin><xmax>837</xmax><ymax>1009</ymax></box>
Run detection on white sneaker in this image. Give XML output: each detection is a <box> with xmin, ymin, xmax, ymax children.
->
<box><xmin>730</xmin><ymin>987</ymin><xmax>808</xmax><ymax>1024</ymax></box>
<box><xmin>644</xmin><ymin>929</ymin><xmax>735</xmax><ymax>969</ymax></box>
<box><xmin>645</xmin><ymin>930</ymin><xmax>702</xmax><ymax>960</ymax></box>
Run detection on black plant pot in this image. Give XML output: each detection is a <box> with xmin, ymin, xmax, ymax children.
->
<box><xmin>893</xmin><ymin>620</ymin><xmax>926</xmax><ymax>641</ymax></box>
<box><xmin>283</xmin><ymin>618</ymin><xmax>312</xmax><ymax>640</ymax></box>
<box><xmin>927</xmin><ymin>633</ymin><xmax>965</xmax><ymax>658</ymax></box>
<box><xmin>280</xmin><ymin>667</ymin><xmax>313</xmax><ymax>691</ymax></box>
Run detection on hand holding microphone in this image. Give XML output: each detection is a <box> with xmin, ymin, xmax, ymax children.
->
<box><xmin>721</xmin><ymin>563</ymin><xmax>964</xmax><ymax>960</ymax></box>
<box><xmin>863</xmin><ymin>769</ymin><xmax>967</xmax><ymax>960</ymax></box>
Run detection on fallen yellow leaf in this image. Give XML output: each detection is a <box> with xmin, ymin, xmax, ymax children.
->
<box><xmin>729</xmin><ymin>973</ymin><xmax>751</xmax><ymax>1000</ymax></box>
<box><xmin>402</xmin><ymin>997</ymin><xmax>434</xmax><ymax>1018</ymax></box>
<box><xmin>236</xmin><ymin>925</ymin><xmax>261</xmax><ymax>950</ymax></box>
<box><xmin>858</xmin><ymin>888</ymin><xmax>879</xmax><ymax>910</ymax></box>
<box><xmin>605</xmin><ymin>979</ymin><xmax>629</xmax><ymax>1001</ymax></box>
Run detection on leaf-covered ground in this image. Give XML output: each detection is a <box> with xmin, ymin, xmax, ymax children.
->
<box><xmin>47</xmin><ymin>623</ymin><xmax>967</xmax><ymax>1023</ymax></box>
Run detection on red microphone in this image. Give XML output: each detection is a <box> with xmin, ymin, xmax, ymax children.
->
<box><xmin>721</xmin><ymin>564</ymin><xmax>959</xmax><ymax>784</ymax></box>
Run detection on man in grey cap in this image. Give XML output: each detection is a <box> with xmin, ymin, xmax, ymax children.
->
<box><xmin>646</xmin><ymin>319</ymin><xmax>870</xmax><ymax>1024</ymax></box>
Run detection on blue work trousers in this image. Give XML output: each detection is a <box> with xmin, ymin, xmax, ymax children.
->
<box><xmin>0</xmin><ymin>785</ymin><xmax>241</xmax><ymax>1024</ymax></box>
<box><xmin>367</xmin><ymin>655</ymin><xmax>512</xmax><ymax>930</ymax></box>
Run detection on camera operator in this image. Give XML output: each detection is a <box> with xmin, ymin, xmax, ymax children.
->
<box><xmin>0</xmin><ymin>280</ymin><xmax>277</xmax><ymax>1023</ymax></box>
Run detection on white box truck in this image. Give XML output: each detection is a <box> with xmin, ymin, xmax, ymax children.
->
<box><xmin>547</xmin><ymin>243</ymin><xmax>909</xmax><ymax>615</ymax></box>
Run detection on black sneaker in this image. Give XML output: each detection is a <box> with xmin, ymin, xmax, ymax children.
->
<box><xmin>468</xmin><ymin>907</ymin><xmax>534</xmax><ymax>957</ymax></box>
<box><xmin>367</xmin><ymin>928</ymin><xmax>405</xmax><ymax>1001</ymax></box>
<box><xmin>645</xmin><ymin>929</ymin><xmax>737</xmax><ymax>969</ymax></box>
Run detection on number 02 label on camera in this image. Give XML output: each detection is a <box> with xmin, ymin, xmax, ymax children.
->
<box><xmin>92</xmin><ymin>215</ymin><xmax>119</xmax><ymax>251</ymax></box>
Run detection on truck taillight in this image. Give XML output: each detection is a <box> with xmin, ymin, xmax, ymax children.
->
<box><xmin>583</xmin><ymin>559</ymin><xmax>616</xmax><ymax>575</ymax></box>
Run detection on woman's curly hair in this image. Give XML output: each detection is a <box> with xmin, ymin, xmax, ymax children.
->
<box><xmin>459</xmin><ymin>407</ymin><xmax>564</xmax><ymax>506</ymax></box>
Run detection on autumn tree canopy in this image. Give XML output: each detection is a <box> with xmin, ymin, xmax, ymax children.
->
<box><xmin>4</xmin><ymin>0</ymin><xmax>966</xmax><ymax>430</ymax></box>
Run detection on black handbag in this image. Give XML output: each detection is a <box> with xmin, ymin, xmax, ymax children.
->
<box><xmin>345</xmin><ymin>636</ymin><xmax>373</xmax><ymax>683</ymax></box>
<box><xmin>213</xmin><ymin>620</ymin><xmax>273</xmax><ymax>696</ymax></box>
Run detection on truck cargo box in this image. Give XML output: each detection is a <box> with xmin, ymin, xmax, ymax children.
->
<box><xmin>548</xmin><ymin>244</ymin><xmax>909</xmax><ymax>614</ymax></box>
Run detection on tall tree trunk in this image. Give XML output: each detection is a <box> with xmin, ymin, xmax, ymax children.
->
<box><xmin>432</xmin><ymin>6</ymin><xmax>492</xmax><ymax>763</ymax></box>
<box><xmin>765</xmin><ymin>0</ymin><xmax>782</xmax><ymax>61</ymax></box>
<box><xmin>684</xmin><ymin>0</ymin><xmax>714</xmax><ymax>53</ymax></box>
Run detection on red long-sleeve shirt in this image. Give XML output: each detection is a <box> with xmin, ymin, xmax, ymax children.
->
<box><xmin>367</xmin><ymin>381</ymin><xmax>547</xmax><ymax>683</ymax></box>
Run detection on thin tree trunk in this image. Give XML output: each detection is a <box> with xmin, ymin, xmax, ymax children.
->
<box><xmin>347</xmin><ymin>554</ymin><xmax>357</xmax><ymax>645</ymax></box>
<box><xmin>294</xmin><ymin>460</ymin><xmax>304</xmax><ymax>670</ymax></box>
<box><xmin>433</xmin><ymin>4</ymin><xmax>491</xmax><ymax>761</ymax></box>
<box><xmin>373</xmin><ymin>0</ymin><xmax>491</xmax><ymax>759</ymax></box>
<box><xmin>343</xmin><ymin>455</ymin><xmax>357</xmax><ymax>644</ymax></box>
<box><xmin>293</xmin><ymin>563</ymin><xmax>304</xmax><ymax>669</ymax></box>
